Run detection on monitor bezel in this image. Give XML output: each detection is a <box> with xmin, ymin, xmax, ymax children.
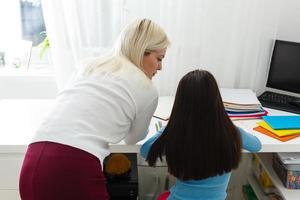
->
<box><xmin>265</xmin><ymin>40</ymin><xmax>300</xmax><ymax>97</ymax></box>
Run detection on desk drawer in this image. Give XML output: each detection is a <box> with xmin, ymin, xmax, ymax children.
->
<box><xmin>0</xmin><ymin>189</ymin><xmax>20</xmax><ymax>200</ymax></box>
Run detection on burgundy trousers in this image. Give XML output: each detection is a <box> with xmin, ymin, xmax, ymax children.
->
<box><xmin>19</xmin><ymin>142</ymin><xmax>109</xmax><ymax>200</ymax></box>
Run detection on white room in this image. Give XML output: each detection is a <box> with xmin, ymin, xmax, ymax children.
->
<box><xmin>1</xmin><ymin>0</ymin><xmax>300</xmax><ymax>200</ymax></box>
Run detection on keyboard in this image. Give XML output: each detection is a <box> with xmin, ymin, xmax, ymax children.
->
<box><xmin>258</xmin><ymin>91</ymin><xmax>300</xmax><ymax>114</ymax></box>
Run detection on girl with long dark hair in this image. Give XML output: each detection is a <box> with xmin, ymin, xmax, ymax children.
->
<box><xmin>140</xmin><ymin>69</ymin><xmax>261</xmax><ymax>200</ymax></box>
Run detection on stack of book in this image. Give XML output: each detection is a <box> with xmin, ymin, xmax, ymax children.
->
<box><xmin>254</xmin><ymin>116</ymin><xmax>300</xmax><ymax>142</ymax></box>
<box><xmin>220</xmin><ymin>89</ymin><xmax>268</xmax><ymax>120</ymax></box>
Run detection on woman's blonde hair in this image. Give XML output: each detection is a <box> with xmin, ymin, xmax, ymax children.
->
<box><xmin>83</xmin><ymin>18</ymin><xmax>170</xmax><ymax>76</ymax></box>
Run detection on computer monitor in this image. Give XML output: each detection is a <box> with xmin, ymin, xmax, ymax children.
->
<box><xmin>266</xmin><ymin>40</ymin><xmax>300</xmax><ymax>98</ymax></box>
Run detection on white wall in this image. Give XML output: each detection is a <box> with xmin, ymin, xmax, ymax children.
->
<box><xmin>277</xmin><ymin>0</ymin><xmax>300</xmax><ymax>42</ymax></box>
<box><xmin>255</xmin><ymin>0</ymin><xmax>300</xmax><ymax>96</ymax></box>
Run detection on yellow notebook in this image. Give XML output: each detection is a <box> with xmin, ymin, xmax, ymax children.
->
<box><xmin>257</xmin><ymin>121</ymin><xmax>300</xmax><ymax>137</ymax></box>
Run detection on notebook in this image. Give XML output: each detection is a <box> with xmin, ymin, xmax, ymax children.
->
<box><xmin>221</xmin><ymin>88</ymin><xmax>261</xmax><ymax>105</ymax></box>
<box><xmin>262</xmin><ymin>116</ymin><xmax>300</xmax><ymax>130</ymax></box>
<box><xmin>257</xmin><ymin>121</ymin><xmax>300</xmax><ymax>137</ymax></box>
<box><xmin>153</xmin><ymin>96</ymin><xmax>174</xmax><ymax>121</ymax></box>
<box><xmin>253</xmin><ymin>126</ymin><xmax>300</xmax><ymax>142</ymax></box>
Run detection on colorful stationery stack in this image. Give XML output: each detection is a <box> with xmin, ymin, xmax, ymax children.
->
<box><xmin>254</xmin><ymin>116</ymin><xmax>300</xmax><ymax>142</ymax></box>
<box><xmin>220</xmin><ymin>89</ymin><xmax>268</xmax><ymax>120</ymax></box>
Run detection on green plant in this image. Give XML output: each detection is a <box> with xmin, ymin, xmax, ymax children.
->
<box><xmin>39</xmin><ymin>31</ymin><xmax>50</xmax><ymax>58</ymax></box>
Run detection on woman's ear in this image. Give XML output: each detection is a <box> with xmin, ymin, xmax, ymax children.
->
<box><xmin>144</xmin><ymin>51</ymin><xmax>151</xmax><ymax>56</ymax></box>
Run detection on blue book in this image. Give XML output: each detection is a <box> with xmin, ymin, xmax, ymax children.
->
<box><xmin>262</xmin><ymin>116</ymin><xmax>300</xmax><ymax>130</ymax></box>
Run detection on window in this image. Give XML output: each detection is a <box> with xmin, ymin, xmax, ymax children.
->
<box><xmin>0</xmin><ymin>0</ymin><xmax>53</xmax><ymax>74</ymax></box>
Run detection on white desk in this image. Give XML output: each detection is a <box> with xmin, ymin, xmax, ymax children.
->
<box><xmin>0</xmin><ymin>98</ymin><xmax>300</xmax><ymax>153</ymax></box>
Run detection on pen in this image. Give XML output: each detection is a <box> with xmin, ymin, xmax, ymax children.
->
<box><xmin>155</xmin><ymin>120</ymin><xmax>163</xmax><ymax>132</ymax></box>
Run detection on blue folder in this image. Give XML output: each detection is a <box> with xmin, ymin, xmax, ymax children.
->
<box><xmin>262</xmin><ymin>116</ymin><xmax>300</xmax><ymax>130</ymax></box>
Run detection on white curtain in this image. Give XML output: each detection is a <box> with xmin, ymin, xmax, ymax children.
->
<box><xmin>41</xmin><ymin>0</ymin><xmax>123</xmax><ymax>89</ymax></box>
<box><xmin>42</xmin><ymin>0</ymin><xmax>281</xmax><ymax>95</ymax></box>
<box><xmin>0</xmin><ymin>0</ymin><xmax>23</xmax><ymax>61</ymax></box>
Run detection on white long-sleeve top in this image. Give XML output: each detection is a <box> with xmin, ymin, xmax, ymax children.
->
<box><xmin>32</xmin><ymin>56</ymin><xmax>158</xmax><ymax>163</ymax></box>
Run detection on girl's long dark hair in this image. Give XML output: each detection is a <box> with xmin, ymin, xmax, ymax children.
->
<box><xmin>146</xmin><ymin>70</ymin><xmax>241</xmax><ymax>180</ymax></box>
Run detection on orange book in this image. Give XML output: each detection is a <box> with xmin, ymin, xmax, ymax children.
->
<box><xmin>254</xmin><ymin>126</ymin><xmax>300</xmax><ymax>142</ymax></box>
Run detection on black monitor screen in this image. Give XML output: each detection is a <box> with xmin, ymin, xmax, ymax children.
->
<box><xmin>266</xmin><ymin>40</ymin><xmax>300</xmax><ymax>94</ymax></box>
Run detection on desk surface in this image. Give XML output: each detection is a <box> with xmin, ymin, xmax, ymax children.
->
<box><xmin>0</xmin><ymin>98</ymin><xmax>299</xmax><ymax>154</ymax></box>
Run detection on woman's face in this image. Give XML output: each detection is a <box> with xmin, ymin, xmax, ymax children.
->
<box><xmin>142</xmin><ymin>48</ymin><xmax>166</xmax><ymax>79</ymax></box>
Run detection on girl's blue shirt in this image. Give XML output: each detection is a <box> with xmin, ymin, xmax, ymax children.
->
<box><xmin>140</xmin><ymin>126</ymin><xmax>262</xmax><ymax>200</ymax></box>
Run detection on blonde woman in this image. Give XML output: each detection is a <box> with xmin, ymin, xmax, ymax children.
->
<box><xmin>19</xmin><ymin>18</ymin><xmax>170</xmax><ymax>200</ymax></box>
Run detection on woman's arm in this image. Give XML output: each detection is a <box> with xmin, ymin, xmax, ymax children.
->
<box><xmin>124</xmin><ymin>97</ymin><xmax>158</xmax><ymax>145</ymax></box>
<box><xmin>140</xmin><ymin>126</ymin><xmax>165</xmax><ymax>159</ymax></box>
<box><xmin>237</xmin><ymin>126</ymin><xmax>262</xmax><ymax>152</ymax></box>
